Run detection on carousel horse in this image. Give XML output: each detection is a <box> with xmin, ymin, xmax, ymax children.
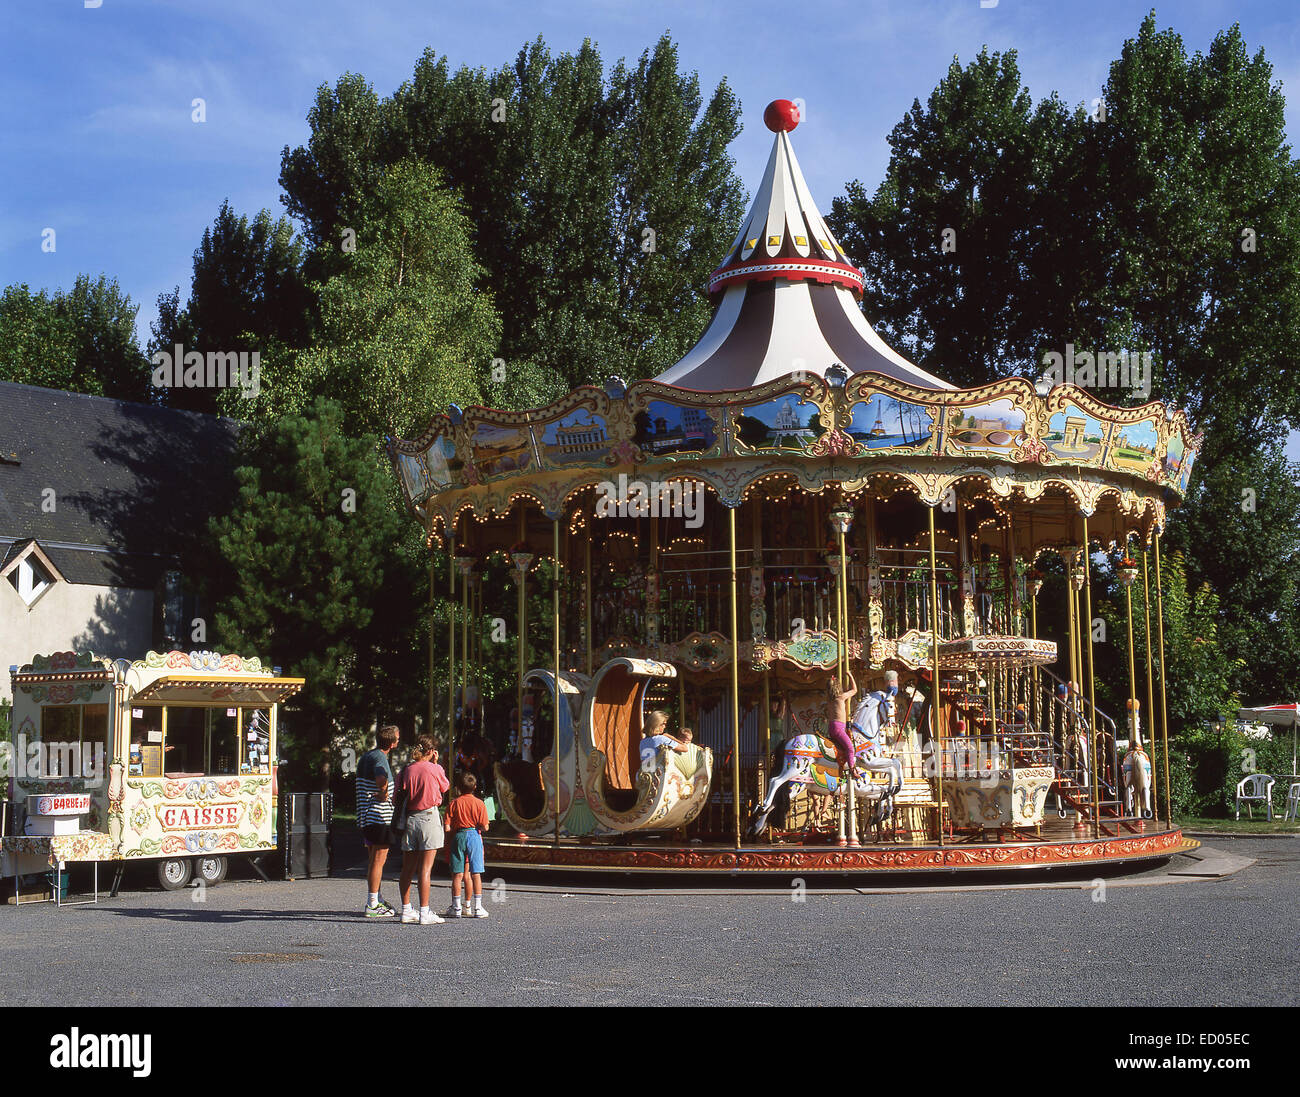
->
<box><xmin>1122</xmin><ymin>721</ymin><xmax>1154</xmax><ymax>819</ymax></box>
<box><xmin>748</xmin><ymin>689</ymin><xmax>906</xmax><ymax>836</ymax></box>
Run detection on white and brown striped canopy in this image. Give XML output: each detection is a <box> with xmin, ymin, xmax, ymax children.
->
<box><xmin>655</xmin><ymin>101</ymin><xmax>952</xmax><ymax>393</ymax></box>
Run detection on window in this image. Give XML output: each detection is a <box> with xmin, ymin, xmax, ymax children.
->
<box><xmin>6</xmin><ymin>555</ymin><xmax>55</xmax><ymax>606</ymax></box>
<box><xmin>40</xmin><ymin>707</ymin><xmax>81</xmax><ymax>777</ymax></box>
<box><xmin>38</xmin><ymin>704</ymin><xmax>109</xmax><ymax>778</ymax></box>
<box><xmin>207</xmin><ymin>709</ymin><xmax>239</xmax><ymax>776</ymax></box>
<box><xmin>242</xmin><ymin>708</ymin><xmax>271</xmax><ymax>774</ymax></box>
<box><xmin>131</xmin><ymin>707</ymin><xmax>164</xmax><ymax>777</ymax></box>
<box><xmin>155</xmin><ymin>706</ymin><xmax>241</xmax><ymax>778</ymax></box>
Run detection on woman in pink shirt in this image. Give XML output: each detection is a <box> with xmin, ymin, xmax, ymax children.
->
<box><xmin>397</xmin><ymin>735</ymin><xmax>450</xmax><ymax>924</ymax></box>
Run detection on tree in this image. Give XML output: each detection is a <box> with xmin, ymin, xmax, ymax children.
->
<box><xmin>202</xmin><ymin>399</ymin><xmax>429</xmax><ymax>786</ymax></box>
<box><xmin>829</xmin><ymin>48</ymin><xmax>1099</xmax><ymax>388</ymax></box>
<box><xmin>1092</xmin><ymin>18</ymin><xmax>1300</xmax><ymax>436</ymax></box>
<box><xmin>279</xmin><ymin>33</ymin><xmax>745</xmax><ymax>396</ymax></box>
<box><xmin>829</xmin><ymin>13</ymin><xmax>1300</xmax><ymax>713</ymax></box>
<box><xmin>1166</xmin><ymin>434</ymin><xmax>1300</xmax><ymax>703</ymax></box>
<box><xmin>0</xmin><ymin>275</ymin><xmax>149</xmax><ymax>401</ymax></box>
<box><xmin>149</xmin><ymin>202</ymin><xmax>314</xmax><ymax>414</ymax></box>
<box><xmin>254</xmin><ymin>159</ymin><xmax>501</xmax><ymax>437</ymax></box>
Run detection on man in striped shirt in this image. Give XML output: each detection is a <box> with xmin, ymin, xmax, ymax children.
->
<box><xmin>358</xmin><ymin>725</ymin><xmax>400</xmax><ymax>918</ymax></box>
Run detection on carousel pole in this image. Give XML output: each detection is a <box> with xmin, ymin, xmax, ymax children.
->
<box><xmin>584</xmin><ymin>513</ymin><xmax>593</xmax><ymax>677</ymax></box>
<box><xmin>515</xmin><ymin>509</ymin><xmax>528</xmax><ymax>757</ymax></box>
<box><xmin>1065</xmin><ymin>546</ymin><xmax>1084</xmax><ymax>827</ymax></box>
<box><xmin>553</xmin><ymin>516</ymin><xmax>562</xmax><ymax>846</ymax></box>
<box><xmin>1142</xmin><ymin>544</ymin><xmax>1159</xmax><ymax>826</ymax></box>
<box><xmin>728</xmin><ymin>505</ymin><xmax>742</xmax><ymax>850</ymax></box>
<box><xmin>451</xmin><ymin>552</ymin><xmax>477</xmax><ymax>788</ymax></box>
<box><xmin>832</xmin><ymin>506</ymin><xmax>857</xmax><ymax>847</ymax></box>
<box><xmin>929</xmin><ymin>504</ymin><xmax>944</xmax><ymax>847</ymax></box>
<box><xmin>1154</xmin><ymin>528</ymin><xmax>1173</xmax><ymax>825</ymax></box>
<box><xmin>1120</xmin><ymin>539</ymin><xmax>1139</xmax><ymax>819</ymax></box>
<box><xmin>1029</xmin><ymin>566</ymin><xmax>1042</xmax><ymax>729</ymax></box>
<box><xmin>448</xmin><ymin>527</ymin><xmax>456</xmax><ymax>779</ymax></box>
<box><xmin>434</xmin><ymin>517</ymin><xmax>444</xmax><ymax>743</ymax></box>
<box><xmin>460</xmin><ymin>555</ymin><xmax>471</xmax><ymax>757</ymax></box>
<box><xmin>1082</xmin><ymin>514</ymin><xmax>1101</xmax><ymax>839</ymax></box>
<box><xmin>1064</xmin><ymin>549</ymin><xmax>1078</xmax><ymax>706</ymax></box>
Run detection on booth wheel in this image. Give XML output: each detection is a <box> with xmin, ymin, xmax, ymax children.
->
<box><xmin>157</xmin><ymin>858</ymin><xmax>192</xmax><ymax>891</ymax></box>
<box><xmin>195</xmin><ymin>856</ymin><xmax>228</xmax><ymax>885</ymax></box>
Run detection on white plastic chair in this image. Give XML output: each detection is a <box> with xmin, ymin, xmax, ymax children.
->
<box><xmin>1284</xmin><ymin>783</ymin><xmax>1300</xmax><ymax>822</ymax></box>
<box><xmin>1235</xmin><ymin>774</ymin><xmax>1275</xmax><ymax>820</ymax></box>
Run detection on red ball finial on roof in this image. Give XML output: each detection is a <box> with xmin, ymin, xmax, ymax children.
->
<box><xmin>764</xmin><ymin>99</ymin><xmax>800</xmax><ymax>133</ymax></box>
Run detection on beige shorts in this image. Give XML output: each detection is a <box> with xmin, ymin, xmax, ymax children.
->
<box><xmin>401</xmin><ymin>807</ymin><xmax>444</xmax><ymax>852</ymax></box>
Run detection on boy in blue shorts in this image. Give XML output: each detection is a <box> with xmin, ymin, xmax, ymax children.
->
<box><xmin>444</xmin><ymin>771</ymin><xmax>490</xmax><ymax>919</ymax></box>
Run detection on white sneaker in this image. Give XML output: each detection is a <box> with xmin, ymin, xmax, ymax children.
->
<box><xmin>444</xmin><ymin>905</ymin><xmax>461</xmax><ymax>919</ymax></box>
<box><xmin>420</xmin><ymin>910</ymin><xmax>445</xmax><ymax>925</ymax></box>
<box><xmin>400</xmin><ymin>908</ymin><xmax>420</xmax><ymax>924</ymax></box>
<box><xmin>472</xmin><ymin>905</ymin><xmax>490</xmax><ymax>919</ymax></box>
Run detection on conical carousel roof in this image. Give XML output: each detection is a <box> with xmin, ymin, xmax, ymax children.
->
<box><xmin>655</xmin><ymin>99</ymin><xmax>952</xmax><ymax>392</ymax></box>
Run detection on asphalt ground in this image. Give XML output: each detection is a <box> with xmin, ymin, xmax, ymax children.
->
<box><xmin>0</xmin><ymin>836</ymin><xmax>1295</xmax><ymax>1008</ymax></box>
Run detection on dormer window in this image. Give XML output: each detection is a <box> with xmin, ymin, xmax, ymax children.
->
<box><xmin>6</xmin><ymin>553</ymin><xmax>55</xmax><ymax>606</ymax></box>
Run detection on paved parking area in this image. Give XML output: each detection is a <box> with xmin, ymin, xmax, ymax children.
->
<box><xmin>1</xmin><ymin>838</ymin><xmax>1294</xmax><ymax>1006</ymax></box>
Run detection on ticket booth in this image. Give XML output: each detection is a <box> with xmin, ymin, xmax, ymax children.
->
<box><xmin>2</xmin><ymin>649</ymin><xmax>303</xmax><ymax>899</ymax></box>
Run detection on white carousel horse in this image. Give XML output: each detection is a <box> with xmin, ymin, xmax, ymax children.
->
<box><xmin>748</xmin><ymin>690</ymin><xmax>905</xmax><ymax>836</ymax></box>
<box><xmin>1122</xmin><ymin>721</ymin><xmax>1154</xmax><ymax>819</ymax></box>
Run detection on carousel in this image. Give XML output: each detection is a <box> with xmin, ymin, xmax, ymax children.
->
<box><xmin>388</xmin><ymin>99</ymin><xmax>1200</xmax><ymax>875</ymax></box>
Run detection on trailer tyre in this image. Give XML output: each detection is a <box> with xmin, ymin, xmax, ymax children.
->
<box><xmin>157</xmin><ymin>858</ymin><xmax>192</xmax><ymax>891</ymax></box>
<box><xmin>195</xmin><ymin>856</ymin><xmax>227</xmax><ymax>885</ymax></box>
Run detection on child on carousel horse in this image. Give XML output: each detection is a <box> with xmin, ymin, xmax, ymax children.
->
<box><xmin>825</xmin><ymin>670</ymin><xmax>859</xmax><ymax>773</ymax></box>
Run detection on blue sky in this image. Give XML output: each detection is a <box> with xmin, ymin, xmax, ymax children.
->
<box><xmin>2</xmin><ymin>0</ymin><xmax>1298</xmax><ymax>456</ymax></box>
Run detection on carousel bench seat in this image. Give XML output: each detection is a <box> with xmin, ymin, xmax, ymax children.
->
<box><xmin>579</xmin><ymin>658</ymin><xmax>714</xmax><ymax>833</ymax></box>
<box><xmin>495</xmin><ymin>761</ymin><xmax>547</xmax><ymax>821</ymax></box>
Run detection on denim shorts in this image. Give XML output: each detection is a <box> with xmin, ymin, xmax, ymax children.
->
<box><xmin>450</xmin><ymin>828</ymin><xmax>484</xmax><ymax>874</ymax></box>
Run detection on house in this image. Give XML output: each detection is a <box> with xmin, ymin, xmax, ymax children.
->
<box><xmin>0</xmin><ymin>381</ymin><xmax>240</xmax><ymax>701</ymax></box>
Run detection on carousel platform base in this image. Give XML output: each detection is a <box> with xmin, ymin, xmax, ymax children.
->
<box><xmin>483</xmin><ymin>822</ymin><xmax>1191</xmax><ymax>878</ymax></box>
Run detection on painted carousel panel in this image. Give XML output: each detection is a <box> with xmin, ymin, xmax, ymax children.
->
<box><xmin>942</xmin><ymin>397</ymin><xmax>1030</xmax><ymax>459</ymax></box>
<box><xmin>1106</xmin><ymin>416</ymin><xmax>1164</xmax><ymax>479</ymax></box>
<box><xmin>466</xmin><ymin>420</ymin><xmax>538</xmax><ymax>482</ymax></box>
<box><xmin>537</xmin><ymin>406</ymin><xmax>616</xmax><ymax>469</ymax></box>
<box><xmin>845</xmin><ymin>391</ymin><xmax>938</xmax><ymax>454</ymax></box>
<box><xmin>731</xmin><ymin>392</ymin><xmax>826</xmax><ymax>455</ymax></box>
<box><xmin>632</xmin><ymin>400</ymin><xmax>721</xmax><ymax>460</ymax></box>
<box><xmin>1044</xmin><ymin>404</ymin><xmax>1110</xmax><ymax>464</ymax></box>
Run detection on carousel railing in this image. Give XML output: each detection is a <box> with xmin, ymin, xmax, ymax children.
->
<box><xmin>763</xmin><ymin>568</ymin><xmax>852</xmax><ymax>638</ymax></box>
<box><xmin>659</xmin><ymin>570</ymin><xmax>733</xmax><ymax>639</ymax></box>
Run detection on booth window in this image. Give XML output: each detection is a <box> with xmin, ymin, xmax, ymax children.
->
<box><xmin>160</xmin><ymin>706</ymin><xmax>239</xmax><ymax>777</ymax></box>
<box><xmin>207</xmin><ymin>708</ymin><xmax>239</xmax><ymax>775</ymax></box>
<box><xmin>130</xmin><ymin>706</ymin><xmax>164</xmax><ymax>776</ymax></box>
<box><xmin>242</xmin><ymin>708</ymin><xmax>271</xmax><ymax>774</ymax></box>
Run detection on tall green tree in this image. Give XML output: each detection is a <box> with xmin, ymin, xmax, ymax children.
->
<box><xmin>150</xmin><ymin>202</ymin><xmax>314</xmax><ymax>414</ymax></box>
<box><xmin>254</xmin><ymin>159</ymin><xmax>501</xmax><ymax>436</ymax></box>
<box><xmin>829</xmin><ymin>15</ymin><xmax>1300</xmax><ymax>707</ymax></box>
<box><xmin>829</xmin><ymin>48</ymin><xmax>1101</xmax><ymax>388</ymax></box>
<box><xmin>0</xmin><ymin>275</ymin><xmax>149</xmax><ymax>401</ymax></box>
<box><xmin>279</xmin><ymin>33</ymin><xmax>745</xmax><ymax>395</ymax></box>
<box><xmin>202</xmin><ymin>399</ymin><xmax>428</xmax><ymax>784</ymax></box>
